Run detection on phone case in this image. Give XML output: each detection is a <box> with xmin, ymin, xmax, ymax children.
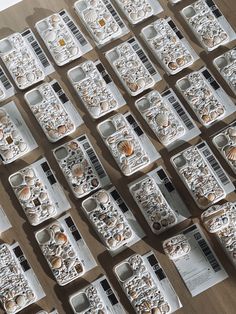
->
<box><xmin>82</xmin><ymin>189</ymin><xmax>133</xmax><ymax>250</ymax></box>
<box><xmin>24</xmin><ymin>82</ymin><xmax>75</xmax><ymax>142</ymax></box>
<box><xmin>97</xmin><ymin>113</ymin><xmax>150</xmax><ymax>175</ymax></box>
<box><xmin>0</xmin><ymin>33</ymin><xmax>45</xmax><ymax>89</ymax></box>
<box><xmin>0</xmin><ymin>108</ymin><xmax>28</xmax><ymax>164</ymax></box>
<box><xmin>67</xmin><ymin>60</ymin><xmax>118</xmax><ymax>119</ymax></box>
<box><xmin>35</xmin><ymin>13</ymin><xmax>81</xmax><ymax>66</ymax></box>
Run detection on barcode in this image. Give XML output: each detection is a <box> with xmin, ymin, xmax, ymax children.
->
<box><xmin>206</xmin><ymin>0</ymin><xmax>222</xmax><ymax>18</ymax></box>
<box><xmin>41</xmin><ymin>162</ymin><xmax>56</xmax><ymax>185</ymax></box>
<box><xmin>202</xmin><ymin>148</ymin><xmax>230</xmax><ymax>185</ymax></box>
<box><xmin>198</xmin><ymin>237</ymin><xmax>221</xmax><ymax>272</ymax></box>
<box><xmin>202</xmin><ymin>70</ymin><xmax>220</xmax><ymax>90</ymax></box>
<box><xmin>126</xmin><ymin>114</ymin><xmax>143</xmax><ymax>136</ymax></box>
<box><xmin>103</xmin><ymin>0</ymin><xmax>124</xmax><ymax>28</ymax></box>
<box><xmin>0</xmin><ymin>68</ymin><xmax>11</xmax><ymax>90</ymax></box>
<box><xmin>171</xmin><ymin>97</ymin><xmax>194</xmax><ymax>130</ymax></box>
<box><xmin>147</xmin><ymin>254</ymin><xmax>166</xmax><ymax>280</ymax></box>
<box><xmin>129</xmin><ymin>39</ymin><xmax>156</xmax><ymax>76</ymax></box>
<box><xmin>83</xmin><ymin>141</ymin><xmax>106</xmax><ymax>179</ymax></box>
<box><xmin>96</xmin><ymin>63</ymin><xmax>112</xmax><ymax>84</ymax></box>
<box><xmin>13</xmin><ymin>246</ymin><xmax>31</xmax><ymax>272</ymax></box>
<box><xmin>65</xmin><ymin>216</ymin><xmax>82</xmax><ymax>241</ymax></box>
<box><xmin>60</xmin><ymin>11</ymin><xmax>87</xmax><ymax>46</ymax></box>
<box><xmin>100</xmin><ymin>279</ymin><xmax>118</xmax><ymax>305</ymax></box>
<box><xmin>168</xmin><ymin>20</ymin><xmax>183</xmax><ymax>39</ymax></box>
<box><xmin>26</xmin><ymin>35</ymin><xmax>50</xmax><ymax>68</ymax></box>
<box><xmin>51</xmin><ymin>82</ymin><xmax>69</xmax><ymax>104</ymax></box>
<box><xmin>157</xmin><ymin>169</ymin><xmax>175</xmax><ymax>192</ymax></box>
<box><xmin>110</xmin><ymin>189</ymin><xmax>129</xmax><ymax>213</ymax></box>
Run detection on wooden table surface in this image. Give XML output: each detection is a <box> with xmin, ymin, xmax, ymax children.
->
<box><xmin>0</xmin><ymin>0</ymin><xmax>236</xmax><ymax>313</ymax></box>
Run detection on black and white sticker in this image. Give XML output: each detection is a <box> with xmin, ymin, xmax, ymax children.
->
<box><xmin>0</xmin><ymin>67</ymin><xmax>12</xmax><ymax>91</ymax></box>
<box><xmin>0</xmin><ymin>66</ymin><xmax>15</xmax><ymax>100</ymax></box>
<box><xmin>94</xmin><ymin>60</ymin><xmax>126</xmax><ymax>108</ymax></box>
<box><xmin>21</xmin><ymin>29</ymin><xmax>54</xmax><ymax>75</ymax></box>
<box><xmin>128</xmin><ymin>38</ymin><xmax>157</xmax><ymax>76</ymax></box>
<box><xmin>163</xmin><ymin>89</ymin><xmax>195</xmax><ymax>131</ymax></box>
<box><xmin>51</xmin><ymin>81</ymin><xmax>69</xmax><ymax>104</ymax></box>
<box><xmin>197</xmin><ymin>142</ymin><xmax>232</xmax><ymax>188</ymax></box>
<box><xmin>13</xmin><ymin>245</ymin><xmax>31</xmax><ymax>272</ymax></box>
<box><xmin>78</xmin><ymin>135</ymin><xmax>110</xmax><ymax>187</ymax></box>
<box><xmin>59</xmin><ymin>10</ymin><xmax>89</xmax><ymax>47</ymax></box>
<box><xmin>194</xmin><ymin>231</ymin><xmax>221</xmax><ymax>273</ymax></box>
<box><xmin>167</xmin><ymin>19</ymin><xmax>183</xmax><ymax>39</ymax></box>
<box><xmin>156</xmin><ymin>168</ymin><xmax>175</xmax><ymax>193</ymax></box>
<box><xmin>147</xmin><ymin>253</ymin><xmax>167</xmax><ymax>281</ymax></box>
<box><xmin>96</xmin><ymin>62</ymin><xmax>112</xmax><ymax>84</ymax></box>
<box><xmin>110</xmin><ymin>188</ymin><xmax>129</xmax><ymax>213</ymax></box>
<box><xmin>102</xmin><ymin>0</ymin><xmax>125</xmax><ymax>28</ymax></box>
<box><xmin>65</xmin><ymin>215</ymin><xmax>82</xmax><ymax>242</ymax></box>
<box><xmin>100</xmin><ymin>278</ymin><xmax>119</xmax><ymax>306</ymax></box>
<box><xmin>41</xmin><ymin>161</ymin><xmax>57</xmax><ymax>185</ymax></box>
<box><xmin>60</xmin><ymin>213</ymin><xmax>97</xmax><ymax>272</ymax></box>
<box><xmin>206</xmin><ymin>0</ymin><xmax>222</xmax><ymax>18</ymax></box>
<box><xmin>50</xmin><ymin>79</ymin><xmax>83</xmax><ymax>128</ymax></box>
<box><xmin>202</xmin><ymin>69</ymin><xmax>220</xmax><ymax>90</ymax></box>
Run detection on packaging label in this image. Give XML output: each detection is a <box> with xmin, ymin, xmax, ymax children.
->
<box><xmin>171</xmin><ymin>224</ymin><xmax>228</xmax><ymax>296</ymax></box>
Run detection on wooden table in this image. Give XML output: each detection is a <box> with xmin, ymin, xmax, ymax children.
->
<box><xmin>0</xmin><ymin>0</ymin><xmax>236</xmax><ymax>313</ymax></box>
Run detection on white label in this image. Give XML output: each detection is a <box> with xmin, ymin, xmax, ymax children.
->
<box><xmin>172</xmin><ymin>224</ymin><xmax>228</xmax><ymax>296</ymax></box>
<box><xmin>59</xmin><ymin>9</ymin><xmax>92</xmax><ymax>53</ymax></box>
<box><xmin>127</xmin><ymin>37</ymin><xmax>159</xmax><ymax>79</ymax></box>
<box><xmin>197</xmin><ymin>141</ymin><xmax>233</xmax><ymax>192</ymax></box>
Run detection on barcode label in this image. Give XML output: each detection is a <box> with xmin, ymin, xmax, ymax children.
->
<box><xmin>195</xmin><ymin>233</ymin><xmax>221</xmax><ymax>272</ymax></box>
<box><xmin>128</xmin><ymin>38</ymin><xmax>157</xmax><ymax>76</ymax></box>
<box><xmin>41</xmin><ymin>162</ymin><xmax>56</xmax><ymax>185</ymax></box>
<box><xmin>51</xmin><ymin>82</ymin><xmax>69</xmax><ymax>104</ymax></box>
<box><xmin>126</xmin><ymin>114</ymin><xmax>143</xmax><ymax>136</ymax></box>
<box><xmin>147</xmin><ymin>254</ymin><xmax>166</xmax><ymax>280</ymax></box>
<box><xmin>0</xmin><ymin>68</ymin><xmax>12</xmax><ymax>90</ymax></box>
<box><xmin>101</xmin><ymin>279</ymin><xmax>118</xmax><ymax>305</ymax></box>
<box><xmin>13</xmin><ymin>246</ymin><xmax>31</xmax><ymax>272</ymax></box>
<box><xmin>96</xmin><ymin>63</ymin><xmax>112</xmax><ymax>84</ymax></box>
<box><xmin>103</xmin><ymin>0</ymin><xmax>124</xmax><ymax>28</ymax></box>
<box><xmin>206</xmin><ymin>0</ymin><xmax>222</xmax><ymax>18</ymax></box>
<box><xmin>65</xmin><ymin>216</ymin><xmax>82</xmax><ymax>241</ymax></box>
<box><xmin>169</xmin><ymin>96</ymin><xmax>194</xmax><ymax>130</ymax></box>
<box><xmin>202</xmin><ymin>69</ymin><xmax>220</xmax><ymax>90</ymax></box>
<box><xmin>157</xmin><ymin>169</ymin><xmax>175</xmax><ymax>192</ymax></box>
<box><xmin>168</xmin><ymin>20</ymin><xmax>183</xmax><ymax>39</ymax></box>
<box><xmin>59</xmin><ymin>10</ymin><xmax>87</xmax><ymax>46</ymax></box>
<box><xmin>24</xmin><ymin>33</ymin><xmax>50</xmax><ymax>69</ymax></box>
<box><xmin>201</xmin><ymin>148</ymin><xmax>230</xmax><ymax>185</ymax></box>
<box><xmin>83</xmin><ymin>140</ymin><xmax>106</xmax><ymax>179</ymax></box>
<box><xmin>110</xmin><ymin>189</ymin><xmax>129</xmax><ymax>213</ymax></box>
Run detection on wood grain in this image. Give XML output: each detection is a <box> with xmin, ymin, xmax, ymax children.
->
<box><xmin>0</xmin><ymin>0</ymin><xmax>236</xmax><ymax>313</ymax></box>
